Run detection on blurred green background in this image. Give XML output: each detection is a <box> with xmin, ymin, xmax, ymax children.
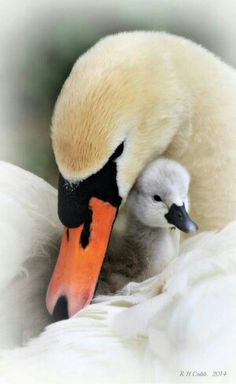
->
<box><xmin>1</xmin><ymin>0</ymin><xmax>236</xmax><ymax>186</ymax></box>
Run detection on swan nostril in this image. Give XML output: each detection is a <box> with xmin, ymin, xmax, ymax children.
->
<box><xmin>52</xmin><ymin>296</ymin><xmax>69</xmax><ymax>321</ymax></box>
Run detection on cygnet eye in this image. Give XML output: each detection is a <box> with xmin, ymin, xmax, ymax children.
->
<box><xmin>153</xmin><ymin>195</ymin><xmax>162</xmax><ymax>202</ymax></box>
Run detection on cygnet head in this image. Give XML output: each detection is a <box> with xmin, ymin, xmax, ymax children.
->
<box><xmin>127</xmin><ymin>158</ymin><xmax>198</xmax><ymax>233</ymax></box>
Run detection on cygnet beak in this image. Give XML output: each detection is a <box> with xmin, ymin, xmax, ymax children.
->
<box><xmin>165</xmin><ymin>204</ymin><xmax>198</xmax><ymax>233</ymax></box>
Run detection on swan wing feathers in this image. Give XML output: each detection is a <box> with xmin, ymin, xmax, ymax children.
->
<box><xmin>0</xmin><ymin>168</ymin><xmax>236</xmax><ymax>384</ymax></box>
<box><xmin>0</xmin><ymin>162</ymin><xmax>61</xmax><ymax>348</ymax></box>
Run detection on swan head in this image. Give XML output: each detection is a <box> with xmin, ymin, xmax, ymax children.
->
<box><xmin>47</xmin><ymin>33</ymin><xmax>188</xmax><ymax>319</ymax></box>
<box><xmin>127</xmin><ymin>158</ymin><xmax>198</xmax><ymax>233</ymax></box>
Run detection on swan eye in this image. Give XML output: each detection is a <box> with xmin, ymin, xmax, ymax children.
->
<box><xmin>153</xmin><ymin>195</ymin><xmax>162</xmax><ymax>202</ymax></box>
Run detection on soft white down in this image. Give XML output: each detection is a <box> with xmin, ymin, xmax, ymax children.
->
<box><xmin>0</xmin><ymin>162</ymin><xmax>236</xmax><ymax>383</ymax></box>
<box><xmin>99</xmin><ymin>158</ymin><xmax>194</xmax><ymax>293</ymax></box>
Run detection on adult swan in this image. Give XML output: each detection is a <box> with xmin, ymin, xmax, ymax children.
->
<box><xmin>47</xmin><ymin>31</ymin><xmax>236</xmax><ymax>318</ymax></box>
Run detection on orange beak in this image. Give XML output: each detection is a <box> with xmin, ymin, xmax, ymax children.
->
<box><xmin>46</xmin><ymin>197</ymin><xmax>117</xmax><ymax>318</ymax></box>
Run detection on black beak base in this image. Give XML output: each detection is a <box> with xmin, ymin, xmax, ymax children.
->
<box><xmin>165</xmin><ymin>204</ymin><xmax>198</xmax><ymax>233</ymax></box>
<box><xmin>58</xmin><ymin>143</ymin><xmax>124</xmax><ymax>228</ymax></box>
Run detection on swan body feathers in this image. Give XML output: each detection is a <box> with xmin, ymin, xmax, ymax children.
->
<box><xmin>0</xmin><ymin>162</ymin><xmax>236</xmax><ymax>383</ymax></box>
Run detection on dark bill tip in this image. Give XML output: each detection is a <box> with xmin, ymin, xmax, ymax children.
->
<box><xmin>52</xmin><ymin>296</ymin><xmax>69</xmax><ymax>322</ymax></box>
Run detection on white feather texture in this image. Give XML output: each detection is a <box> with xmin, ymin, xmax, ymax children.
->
<box><xmin>0</xmin><ymin>161</ymin><xmax>236</xmax><ymax>383</ymax></box>
<box><xmin>0</xmin><ymin>161</ymin><xmax>61</xmax><ymax>348</ymax></box>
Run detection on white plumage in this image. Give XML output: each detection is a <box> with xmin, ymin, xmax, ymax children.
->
<box><xmin>0</xmin><ymin>161</ymin><xmax>236</xmax><ymax>383</ymax></box>
<box><xmin>0</xmin><ymin>161</ymin><xmax>61</xmax><ymax>348</ymax></box>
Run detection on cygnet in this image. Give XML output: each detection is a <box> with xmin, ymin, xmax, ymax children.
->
<box><xmin>98</xmin><ymin>158</ymin><xmax>198</xmax><ymax>294</ymax></box>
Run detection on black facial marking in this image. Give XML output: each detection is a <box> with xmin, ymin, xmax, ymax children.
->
<box><xmin>110</xmin><ymin>141</ymin><xmax>124</xmax><ymax>160</ymax></box>
<box><xmin>80</xmin><ymin>207</ymin><xmax>92</xmax><ymax>249</ymax></box>
<box><xmin>66</xmin><ymin>228</ymin><xmax>70</xmax><ymax>241</ymax></box>
<box><xmin>58</xmin><ymin>142</ymin><xmax>124</xmax><ymax>228</ymax></box>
